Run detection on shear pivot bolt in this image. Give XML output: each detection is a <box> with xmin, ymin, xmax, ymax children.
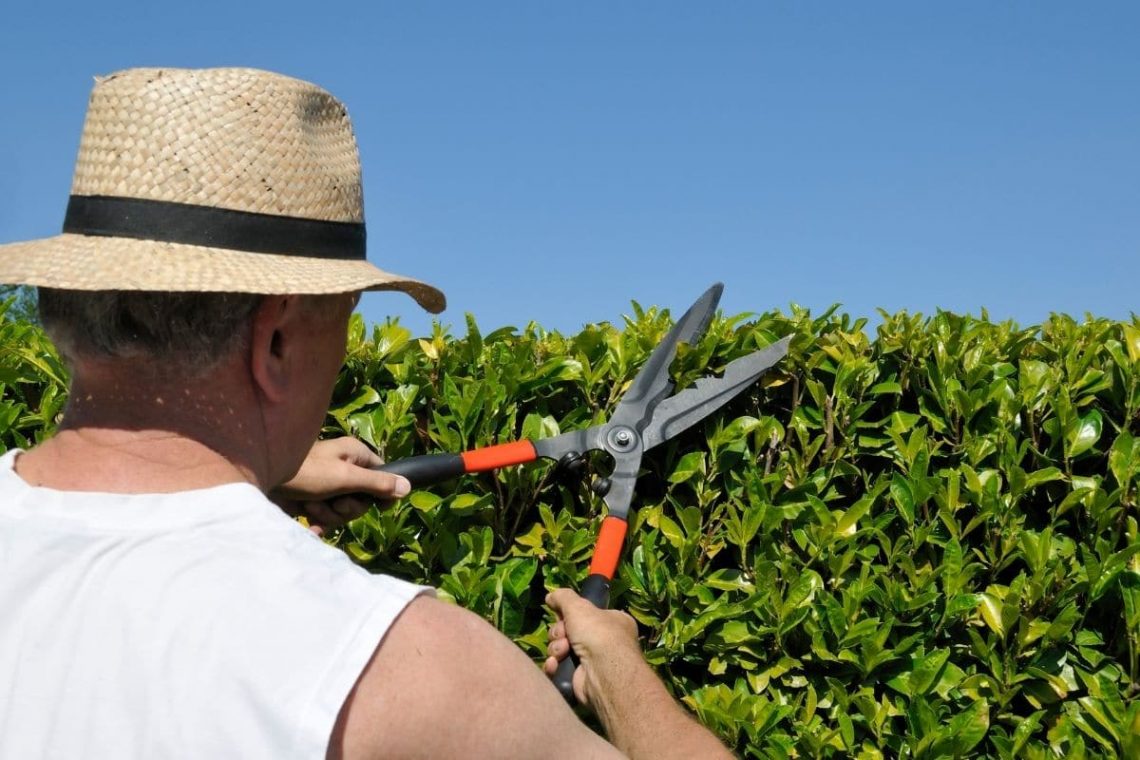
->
<box><xmin>611</xmin><ymin>428</ymin><xmax>638</xmax><ymax>451</ymax></box>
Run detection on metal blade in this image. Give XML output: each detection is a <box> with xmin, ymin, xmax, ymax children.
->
<box><xmin>607</xmin><ymin>283</ymin><xmax>723</xmax><ymax>431</ymax></box>
<box><xmin>641</xmin><ymin>335</ymin><xmax>791</xmax><ymax>451</ymax></box>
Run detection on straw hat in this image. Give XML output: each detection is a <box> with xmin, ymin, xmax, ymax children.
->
<box><xmin>0</xmin><ymin>67</ymin><xmax>445</xmax><ymax>312</ymax></box>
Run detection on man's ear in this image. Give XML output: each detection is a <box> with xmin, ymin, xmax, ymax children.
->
<box><xmin>248</xmin><ymin>294</ymin><xmax>297</xmax><ymax>404</ymax></box>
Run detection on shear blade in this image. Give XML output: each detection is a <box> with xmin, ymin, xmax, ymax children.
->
<box><xmin>606</xmin><ymin>282</ymin><xmax>723</xmax><ymax>431</ymax></box>
<box><xmin>641</xmin><ymin>334</ymin><xmax>791</xmax><ymax>451</ymax></box>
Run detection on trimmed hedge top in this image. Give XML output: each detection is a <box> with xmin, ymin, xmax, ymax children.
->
<box><xmin>2</xmin><ymin>297</ymin><xmax>1138</xmax><ymax>758</ymax></box>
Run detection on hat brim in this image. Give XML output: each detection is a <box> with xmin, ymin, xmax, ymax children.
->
<box><xmin>0</xmin><ymin>233</ymin><xmax>445</xmax><ymax>313</ymax></box>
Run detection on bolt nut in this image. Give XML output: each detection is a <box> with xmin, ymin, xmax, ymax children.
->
<box><xmin>608</xmin><ymin>426</ymin><xmax>637</xmax><ymax>451</ymax></box>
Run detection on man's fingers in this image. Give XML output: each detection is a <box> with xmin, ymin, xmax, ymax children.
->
<box><xmin>333</xmin><ymin>437</ymin><xmax>385</xmax><ymax>469</ymax></box>
<box><xmin>302</xmin><ymin>500</ymin><xmax>342</xmax><ymax>529</ymax></box>
<box><xmin>277</xmin><ymin>499</ymin><xmax>303</xmax><ymax>518</ymax></box>
<box><xmin>329</xmin><ymin>495</ymin><xmax>369</xmax><ymax>520</ymax></box>
<box><xmin>547</xmin><ymin>638</ymin><xmax>569</xmax><ymax>659</ymax></box>
<box><xmin>302</xmin><ymin>496</ymin><xmax>371</xmax><ymax>530</ymax></box>
<box><xmin>545</xmin><ymin>588</ymin><xmax>583</xmax><ymax>616</ymax></box>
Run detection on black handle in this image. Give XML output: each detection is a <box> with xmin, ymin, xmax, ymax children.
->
<box><xmin>374</xmin><ymin>454</ymin><xmax>465</xmax><ymax>488</ymax></box>
<box><xmin>552</xmin><ymin>573</ymin><xmax>611</xmax><ymax>703</ymax></box>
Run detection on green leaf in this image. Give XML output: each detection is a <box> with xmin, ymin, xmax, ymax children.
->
<box><xmin>725</xmin><ymin>499</ymin><xmax>764</xmax><ymax>550</ymax></box>
<box><xmin>837</xmin><ymin>709</ymin><xmax>855</xmax><ymax>749</ymax></box>
<box><xmin>716</xmin><ymin>620</ymin><xmax>753</xmax><ymax>645</ymax></box>
<box><xmin>910</xmin><ymin>648</ymin><xmax>951</xmax><ymax>697</ymax></box>
<box><xmin>871</xmin><ymin>380</ymin><xmax>902</xmax><ymax>395</ymax></box>
<box><xmin>1109</xmin><ymin>430</ymin><xmax>1138</xmax><ymax>488</ymax></box>
<box><xmin>1046</xmin><ymin>603</ymin><xmax>1081</xmax><ymax>642</ymax></box>
<box><xmin>520</xmin><ymin>412</ymin><xmax>560</xmax><ymax>441</ymax></box>
<box><xmin>1122</xmin><ymin>323</ymin><xmax>1140</xmax><ymax>363</ymax></box>
<box><xmin>703</xmin><ymin>569</ymin><xmax>754</xmax><ymax>592</ymax></box>
<box><xmin>780</xmin><ymin>571</ymin><xmax>822</xmax><ymax>623</ymax></box>
<box><xmin>496</xmin><ymin>558</ymin><xmax>537</xmax><ymax>598</ymax></box>
<box><xmin>890</xmin><ymin>474</ymin><xmax>915</xmax><ymax>527</ymax></box>
<box><xmin>978</xmin><ymin>593</ymin><xmax>1005</xmax><ymax>637</ymax></box>
<box><xmin>887</xmin><ymin>411</ymin><xmax>922</xmax><ymax>434</ymax></box>
<box><xmin>1023</xmin><ymin>467</ymin><xmax>1064</xmax><ymax>491</ymax></box>
<box><xmin>448</xmin><ymin>492</ymin><xmax>489</xmax><ymax>516</ymax></box>
<box><xmin>945</xmin><ymin>699</ymin><xmax>989</xmax><ymax>755</ymax></box>
<box><xmin>330</xmin><ymin>385</ymin><xmax>381</xmax><ymax>419</ymax></box>
<box><xmin>417</xmin><ymin>337</ymin><xmax>440</xmax><ymax>360</ymax></box>
<box><xmin>1066</xmin><ymin>409</ymin><xmax>1103</xmax><ymax>458</ymax></box>
<box><xmin>710</xmin><ymin>415</ymin><xmax>762</xmax><ymax>450</ymax></box>
<box><xmin>1090</xmin><ymin>544</ymin><xmax>1140</xmax><ymax>601</ymax></box>
<box><xmin>408</xmin><ymin>491</ymin><xmax>442</xmax><ymax>512</ymax></box>
<box><xmin>345</xmin><ymin>543</ymin><xmax>377</xmax><ymax>563</ymax></box>
<box><xmin>668</xmin><ymin>451</ymin><xmax>707</xmax><ymax>484</ymax></box>
<box><xmin>655</xmin><ymin>515</ymin><xmax>685</xmax><ymax>548</ymax></box>
<box><xmin>1010</xmin><ymin>710</ymin><xmax>1047</xmax><ymax>756</ymax></box>
<box><xmin>945</xmin><ymin>593</ymin><xmax>982</xmax><ymax>620</ymax></box>
<box><xmin>836</xmin><ymin>492</ymin><xmax>875</xmax><ymax>537</ymax></box>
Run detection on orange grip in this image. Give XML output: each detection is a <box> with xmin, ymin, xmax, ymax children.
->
<box><xmin>461</xmin><ymin>440</ymin><xmax>537</xmax><ymax>472</ymax></box>
<box><xmin>588</xmin><ymin>517</ymin><xmax>628</xmax><ymax>580</ymax></box>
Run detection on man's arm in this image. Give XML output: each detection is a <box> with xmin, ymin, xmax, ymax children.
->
<box><xmin>328</xmin><ymin>591</ymin><xmax>733</xmax><ymax>760</ymax></box>
<box><xmin>328</xmin><ymin>595</ymin><xmax>621</xmax><ymax>759</ymax></box>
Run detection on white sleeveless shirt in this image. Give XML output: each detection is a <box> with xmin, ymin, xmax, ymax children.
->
<box><xmin>0</xmin><ymin>449</ymin><xmax>430</xmax><ymax>758</ymax></box>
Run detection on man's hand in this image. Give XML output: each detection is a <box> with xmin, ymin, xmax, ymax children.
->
<box><xmin>270</xmin><ymin>438</ymin><xmax>410</xmax><ymax>535</ymax></box>
<box><xmin>544</xmin><ymin>588</ymin><xmax>735</xmax><ymax>759</ymax></box>
<box><xmin>543</xmin><ymin>588</ymin><xmax>644</xmax><ymax>709</ymax></box>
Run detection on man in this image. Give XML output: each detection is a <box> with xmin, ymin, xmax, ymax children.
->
<box><xmin>0</xmin><ymin>68</ymin><xmax>730</xmax><ymax>758</ymax></box>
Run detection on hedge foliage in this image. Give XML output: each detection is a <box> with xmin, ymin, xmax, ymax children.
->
<box><xmin>2</xmin><ymin>296</ymin><xmax>1139</xmax><ymax>758</ymax></box>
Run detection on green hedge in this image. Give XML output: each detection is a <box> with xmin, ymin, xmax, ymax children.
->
<box><xmin>3</xmin><ymin>297</ymin><xmax>1139</xmax><ymax>758</ymax></box>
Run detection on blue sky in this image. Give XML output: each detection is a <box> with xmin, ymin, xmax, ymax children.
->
<box><xmin>2</xmin><ymin>2</ymin><xmax>1137</xmax><ymax>338</ymax></box>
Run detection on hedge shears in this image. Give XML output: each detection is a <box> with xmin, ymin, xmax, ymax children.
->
<box><xmin>376</xmin><ymin>283</ymin><xmax>790</xmax><ymax>700</ymax></box>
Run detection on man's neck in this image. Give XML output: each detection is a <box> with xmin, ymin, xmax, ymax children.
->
<box><xmin>14</xmin><ymin>360</ymin><xmax>273</xmax><ymax>494</ymax></box>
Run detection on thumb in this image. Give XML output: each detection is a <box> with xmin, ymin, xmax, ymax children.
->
<box><xmin>343</xmin><ymin>465</ymin><xmax>412</xmax><ymax>499</ymax></box>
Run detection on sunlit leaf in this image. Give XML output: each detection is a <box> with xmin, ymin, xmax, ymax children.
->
<box><xmin>978</xmin><ymin>594</ymin><xmax>1005</xmax><ymax>637</ymax></box>
<box><xmin>1066</xmin><ymin>409</ymin><xmax>1103</xmax><ymax>458</ymax></box>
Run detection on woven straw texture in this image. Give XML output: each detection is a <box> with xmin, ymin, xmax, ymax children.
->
<box><xmin>0</xmin><ymin>67</ymin><xmax>445</xmax><ymax>311</ymax></box>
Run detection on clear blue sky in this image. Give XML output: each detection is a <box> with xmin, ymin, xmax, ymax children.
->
<box><xmin>2</xmin><ymin>2</ymin><xmax>1137</xmax><ymax>337</ymax></box>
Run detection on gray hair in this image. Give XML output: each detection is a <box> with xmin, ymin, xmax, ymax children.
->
<box><xmin>37</xmin><ymin>289</ymin><xmax>264</xmax><ymax>371</ymax></box>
